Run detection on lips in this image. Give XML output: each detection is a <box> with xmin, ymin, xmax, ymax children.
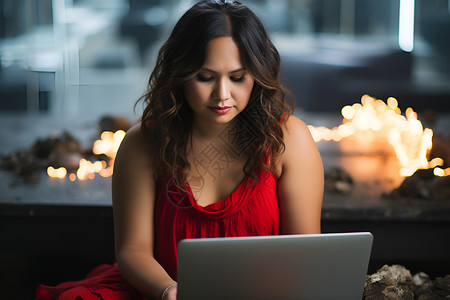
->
<box><xmin>208</xmin><ymin>106</ymin><xmax>232</xmax><ymax>114</ymax></box>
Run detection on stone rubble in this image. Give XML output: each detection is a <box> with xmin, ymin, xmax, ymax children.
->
<box><xmin>364</xmin><ymin>265</ymin><xmax>450</xmax><ymax>299</ymax></box>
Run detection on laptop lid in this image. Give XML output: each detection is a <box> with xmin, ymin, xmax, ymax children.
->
<box><xmin>177</xmin><ymin>232</ymin><xmax>373</xmax><ymax>300</ymax></box>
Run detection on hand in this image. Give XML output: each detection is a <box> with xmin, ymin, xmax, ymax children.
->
<box><xmin>162</xmin><ymin>285</ymin><xmax>177</xmax><ymax>300</ymax></box>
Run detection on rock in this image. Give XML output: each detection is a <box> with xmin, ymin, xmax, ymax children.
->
<box><xmin>99</xmin><ymin>116</ymin><xmax>131</xmax><ymax>133</ymax></box>
<box><xmin>324</xmin><ymin>167</ymin><xmax>354</xmax><ymax>194</ymax></box>
<box><xmin>364</xmin><ymin>265</ymin><xmax>415</xmax><ymax>300</ymax></box>
<box><xmin>429</xmin><ymin>176</ymin><xmax>450</xmax><ymax>201</ymax></box>
<box><xmin>433</xmin><ymin>275</ymin><xmax>450</xmax><ymax>298</ymax></box>
<box><xmin>414</xmin><ymin>272</ymin><xmax>438</xmax><ymax>300</ymax></box>
<box><xmin>417</xmin><ymin>294</ymin><xmax>442</xmax><ymax>300</ymax></box>
<box><xmin>364</xmin><ymin>266</ymin><xmax>450</xmax><ymax>299</ymax></box>
<box><xmin>1</xmin><ymin>131</ymin><xmax>84</xmax><ymax>183</ymax></box>
<box><xmin>429</xmin><ymin>135</ymin><xmax>450</xmax><ymax>168</ymax></box>
<box><xmin>387</xmin><ymin>168</ymin><xmax>450</xmax><ymax>201</ymax></box>
<box><xmin>414</xmin><ymin>272</ymin><xmax>432</xmax><ymax>289</ymax></box>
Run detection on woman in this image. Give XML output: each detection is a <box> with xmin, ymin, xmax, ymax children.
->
<box><xmin>36</xmin><ymin>1</ymin><xmax>323</xmax><ymax>299</ymax></box>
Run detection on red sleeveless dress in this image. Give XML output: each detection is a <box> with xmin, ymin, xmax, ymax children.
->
<box><xmin>35</xmin><ymin>168</ymin><xmax>279</xmax><ymax>299</ymax></box>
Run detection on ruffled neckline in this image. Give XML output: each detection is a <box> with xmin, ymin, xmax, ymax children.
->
<box><xmin>185</xmin><ymin>169</ymin><xmax>273</xmax><ymax>219</ymax></box>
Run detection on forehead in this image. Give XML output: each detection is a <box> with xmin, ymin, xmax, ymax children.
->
<box><xmin>202</xmin><ymin>36</ymin><xmax>243</xmax><ymax>71</ymax></box>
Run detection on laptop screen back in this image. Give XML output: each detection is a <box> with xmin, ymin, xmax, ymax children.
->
<box><xmin>177</xmin><ymin>232</ymin><xmax>373</xmax><ymax>300</ymax></box>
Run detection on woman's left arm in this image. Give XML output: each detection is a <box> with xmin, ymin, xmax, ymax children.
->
<box><xmin>276</xmin><ymin>116</ymin><xmax>324</xmax><ymax>234</ymax></box>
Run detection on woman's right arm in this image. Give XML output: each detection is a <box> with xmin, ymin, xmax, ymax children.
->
<box><xmin>112</xmin><ymin>123</ymin><xmax>177</xmax><ymax>300</ymax></box>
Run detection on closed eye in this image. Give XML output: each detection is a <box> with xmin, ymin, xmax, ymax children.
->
<box><xmin>230</xmin><ymin>76</ymin><xmax>245</xmax><ymax>82</ymax></box>
<box><xmin>196</xmin><ymin>74</ymin><xmax>213</xmax><ymax>82</ymax></box>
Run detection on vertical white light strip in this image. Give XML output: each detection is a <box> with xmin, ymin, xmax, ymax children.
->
<box><xmin>398</xmin><ymin>0</ymin><xmax>415</xmax><ymax>52</ymax></box>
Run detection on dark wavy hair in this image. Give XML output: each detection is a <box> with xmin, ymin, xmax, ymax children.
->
<box><xmin>139</xmin><ymin>0</ymin><xmax>294</xmax><ymax>186</ymax></box>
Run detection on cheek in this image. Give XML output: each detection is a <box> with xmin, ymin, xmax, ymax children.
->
<box><xmin>236</xmin><ymin>80</ymin><xmax>254</xmax><ymax>103</ymax></box>
<box><xmin>185</xmin><ymin>81</ymin><xmax>209</xmax><ymax>103</ymax></box>
<box><xmin>185</xmin><ymin>82</ymin><xmax>205</xmax><ymax>110</ymax></box>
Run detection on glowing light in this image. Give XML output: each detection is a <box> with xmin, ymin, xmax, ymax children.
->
<box><xmin>47</xmin><ymin>166</ymin><xmax>67</xmax><ymax>179</ymax></box>
<box><xmin>308</xmin><ymin>95</ymin><xmax>445</xmax><ymax>177</ymax></box>
<box><xmin>399</xmin><ymin>0</ymin><xmax>415</xmax><ymax>52</ymax></box>
<box><xmin>69</xmin><ymin>173</ymin><xmax>77</xmax><ymax>181</ymax></box>
<box><xmin>387</xmin><ymin>97</ymin><xmax>398</xmax><ymax>110</ymax></box>
<box><xmin>434</xmin><ymin>167</ymin><xmax>450</xmax><ymax>177</ymax></box>
<box><xmin>47</xmin><ymin>129</ymin><xmax>125</xmax><ymax>181</ymax></box>
<box><xmin>341</xmin><ymin>105</ymin><xmax>355</xmax><ymax>120</ymax></box>
<box><xmin>93</xmin><ymin>130</ymin><xmax>126</xmax><ymax>158</ymax></box>
<box><xmin>428</xmin><ymin>157</ymin><xmax>444</xmax><ymax>168</ymax></box>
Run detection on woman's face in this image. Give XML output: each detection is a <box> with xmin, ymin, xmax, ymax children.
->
<box><xmin>184</xmin><ymin>36</ymin><xmax>255</xmax><ymax>127</ymax></box>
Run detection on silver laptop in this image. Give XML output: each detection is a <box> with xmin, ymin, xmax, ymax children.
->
<box><xmin>177</xmin><ymin>232</ymin><xmax>373</xmax><ymax>300</ymax></box>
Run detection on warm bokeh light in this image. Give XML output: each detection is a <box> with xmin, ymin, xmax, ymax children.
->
<box><xmin>47</xmin><ymin>130</ymin><xmax>125</xmax><ymax>181</ymax></box>
<box><xmin>69</xmin><ymin>173</ymin><xmax>77</xmax><ymax>181</ymax></box>
<box><xmin>434</xmin><ymin>167</ymin><xmax>450</xmax><ymax>177</ymax></box>
<box><xmin>341</xmin><ymin>105</ymin><xmax>355</xmax><ymax>120</ymax></box>
<box><xmin>47</xmin><ymin>98</ymin><xmax>446</xmax><ymax>181</ymax></box>
<box><xmin>309</xmin><ymin>95</ymin><xmax>446</xmax><ymax>178</ymax></box>
<box><xmin>47</xmin><ymin>166</ymin><xmax>67</xmax><ymax>179</ymax></box>
<box><xmin>93</xmin><ymin>130</ymin><xmax>126</xmax><ymax>158</ymax></box>
<box><xmin>428</xmin><ymin>157</ymin><xmax>444</xmax><ymax>168</ymax></box>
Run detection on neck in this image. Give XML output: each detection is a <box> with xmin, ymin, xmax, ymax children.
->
<box><xmin>191</xmin><ymin>118</ymin><xmax>235</xmax><ymax>141</ymax></box>
<box><xmin>188</xmin><ymin>118</ymin><xmax>248</xmax><ymax>170</ymax></box>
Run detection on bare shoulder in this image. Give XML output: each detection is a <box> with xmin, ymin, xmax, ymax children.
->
<box><xmin>124</xmin><ymin>122</ymin><xmax>142</xmax><ymax>138</ymax></box>
<box><xmin>116</xmin><ymin>123</ymin><xmax>153</xmax><ymax>165</ymax></box>
<box><xmin>275</xmin><ymin>115</ymin><xmax>319</xmax><ymax>174</ymax></box>
<box><xmin>120</xmin><ymin>123</ymin><xmax>149</xmax><ymax>151</ymax></box>
<box><xmin>113</xmin><ymin>122</ymin><xmax>155</xmax><ymax>185</ymax></box>
<box><xmin>281</xmin><ymin>115</ymin><xmax>314</xmax><ymax>144</ymax></box>
<box><xmin>112</xmin><ymin>123</ymin><xmax>158</xmax><ymax>257</ymax></box>
<box><xmin>275</xmin><ymin>115</ymin><xmax>324</xmax><ymax>234</ymax></box>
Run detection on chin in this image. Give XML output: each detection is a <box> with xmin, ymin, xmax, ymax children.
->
<box><xmin>214</xmin><ymin>114</ymin><xmax>239</xmax><ymax>124</ymax></box>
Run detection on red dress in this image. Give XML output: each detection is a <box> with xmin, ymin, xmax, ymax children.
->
<box><xmin>36</xmin><ymin>167</ymin><xmax>279</xmax><ymax>299</ymax></box>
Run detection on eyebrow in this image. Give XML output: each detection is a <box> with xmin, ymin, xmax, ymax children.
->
<box><xmin>200</xmin><ymin>67</ymin><xmax>246</xmax><ymax>74</ymax></box>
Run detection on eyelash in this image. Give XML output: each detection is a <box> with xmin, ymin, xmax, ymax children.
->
<box><xmin>195</xmin><ymin>75</ymin><xmax>245</xmax><ymax>83</ymax></box>
<box><xmin>196</xmin><ymin>75</ymin><xmax>213</xmax><ymax>82</ymax></box>
<box><xmin>230</xmin><ymin>76</ymin><xmax>245</xmax><ymax>82</ymax></box>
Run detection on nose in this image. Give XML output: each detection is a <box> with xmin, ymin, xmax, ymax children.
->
<box><xmin>215</xmin><ymin>78</ymin><xmax>231</xmax><ymax>101</ymax></box>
